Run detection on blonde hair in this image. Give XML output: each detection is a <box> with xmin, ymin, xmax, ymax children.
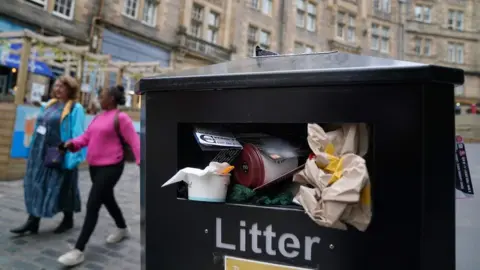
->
<box><xmin>52</xmin><ymin>75</ymin><xmax>80</xmax><ymax>100</ymax></box>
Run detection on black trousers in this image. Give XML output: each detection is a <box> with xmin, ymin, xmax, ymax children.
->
<box><xmin>75</xmin><ymin>162</ymin><xmax>127</xmax><ymax>251</ymax></box>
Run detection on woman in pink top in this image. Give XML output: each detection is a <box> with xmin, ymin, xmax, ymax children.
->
<box><xmin>58</xmin><ymin>85</ymin><xmax>140</xmax><ymax>266</ymax></box>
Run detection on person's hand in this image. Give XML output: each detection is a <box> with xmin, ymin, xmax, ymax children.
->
<box><xmin>64</xmin><ymin>141</ymin><xmax>74</xmax><ymax>151</ymax></box>
<box><xmin>58</xmin><ymin>142</ymin><xmax>66</xmax><ymax>153</ymax></box>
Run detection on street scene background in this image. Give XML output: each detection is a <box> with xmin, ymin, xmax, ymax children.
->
<box><xmin>0</xmin><ymin>0</ymin><xmax>479</xmax><ymax>268</ymax></box>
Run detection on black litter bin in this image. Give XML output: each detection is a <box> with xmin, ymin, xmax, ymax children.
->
<box><xmin>137</xmin><ymin>52</ymin><xmax>463</xmax><ymax>270</ymax></box>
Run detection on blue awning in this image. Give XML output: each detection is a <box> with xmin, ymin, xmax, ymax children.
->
<box><xmin>0</xmin><ymin>43</ymin><xmax>54</xmax><ymax>78</ymax></box>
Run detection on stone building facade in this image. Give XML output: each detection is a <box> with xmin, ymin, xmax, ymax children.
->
<box><xmin>0</xmin><ymin>0</ymin><xmax>479</xmax><ymax>102</ymax></box>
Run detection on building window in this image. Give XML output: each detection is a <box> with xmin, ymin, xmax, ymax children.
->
<box><xmin>374</xmin><ymin>0</ymin><xmax>391</xmax><ymax>13</ymax></box>
<box><xmin>414</xmin><ymin>5</ymin><xmax>431</xmax><ymax>23</ymax></box>
<box><xmin>262</xmin><ymin>0</ymin><xmax>273</xmax><ymax>15</ymax></box>
<box><xmin>248</xmin><ymin>25</ymin><xmax>257</xmax><ymax>42</ymax></box>
<box><xmin>447</xmin><ymin>43</ymin><xmax>464</xmax><ymax>64</ymax></box>
<box><xmin>190</xmin><ymin>4</ymin><xmax>204</xmax><ymax>37</ymax></box>
<box><xmin>414</xmin><ymin>38</ymin><xmax>422</xmax><ymax>55</ymax></box>
<box><xmin>337</xmin><ymin>12</ymin><xmax>356</xmax><ymax>42</ymax></box>
<box><xmin>371</xmin><ymin>24</ymin><xmax>389</xmax><ymax>53</ymax></box>
<box><xmin>142</xmin><ymin>0</ymin><xmax>157</xmax><ymax>26</ymax></box>
<box><xmin>247</xmin><ymin>25</ymin><xmax>258</xmax><ymax>56</ymax></box>
<box><xmin>249</xmin><ymin>0</ymin><xmax>273</xmax><ymax>15</ymax></box>
<box><xmin>26</xmin><ymin>0</ymin><xmax>47</xmax><ymax>8</ymax></box>
<box><xmin>296</xmin><ymin>0</ymin><xmax>306</xmax><ymax>28</ymax></box>
<box><xmin>123</xmin><ymin>0</ymin><xmax>138</xmax><ymax>18</ymax></box>
<box><xmin>306</xmin><ymin>2</ymin><xmax>316</xmax><ymax>31</ymax></box>
<box><xmin>424</xmin><ymin>39</ymin><xmax>431</xmax><ymax>56</ymax></box>
<box><xmin>371</xmin><ymin>24</ymin><xmax>379</xmax><ymax>50</ymax></box>
<box><xmin>336</xmin><ymin>12</ymin><xmax>345</xmax><ymax>38</ymax></box>
<box><xmin>246</xmin><ymin>26</ymin><xmax>271</xmax><ymax>55</ymax></box>
<box><xmin>295</xmin><ymin>42</ymin><xmax>314</xmax><ymax>53</ymax></box>
<box><xmin>448</xmin><ymin>10</ymin><xmax>464</xmax><ymax>31</ymax></box>
<box><xmin>207</xmin><ymin>11</ymin><xmax>220</xmax><ymax>44</ymax></box>
<box><xmin>192</xmin><ymin>3</ymin><xmax>204</xmax><ymax>21</ymax></box>
<box><xmin>380</xmin><ymin>26</ymin><xmax>389</xmax><ymax>53</ymax></box>
<box><xmin>259</xmin><ymin>30</ymin><xmax>271</xmax><ymax>49</ymax></box>
<box><xmin>297</xmin><ymin>0</ymin><xmax>316</xmax><ymax>32</ymax></box>
<box><xmin>53</xmin><ymin>0</ymin><xmax>75</xmax><ymax>20</ymax></box>
<box><xmin>347</xmin><ymin>15</ymin><xmax>355</xmax><ymax>42</ymax></box>
<box><xmin>190</xmin><ymin>23</ymin><xmax>202</xmax><ymax>37</ymax></box>
<box><xmin>413</xmin><ymin>37</ymin><xmax>431</xmax><ymax>56</ymax></box>
<box><xmin>246</xmin><ymin>26</ymin><xmax>270</xmax><ymax>55</ymax></box>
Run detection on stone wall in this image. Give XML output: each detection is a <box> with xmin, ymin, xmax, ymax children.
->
<box><xmin>456</xmin><ymin>114</ymin><xmax>480</xmax><ymax>139</ymax></box>
<box><xmin>0</xmin><ymin>103</ymin><xmax>24</xmax><ymax>180</ymax></box>
<box><xmin>0</xmin><ymin>0</ymin><xmax>92</xmax><ymax>43</ymax></box>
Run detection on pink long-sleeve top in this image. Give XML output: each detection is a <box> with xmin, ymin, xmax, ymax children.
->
<box><xmin>69</xmin><ymin>109</ymin><xmax>140</xmax><ymax>166</ymax></box>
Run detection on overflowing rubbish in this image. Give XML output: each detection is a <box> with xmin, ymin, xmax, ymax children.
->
<box><xmin>161</xmin><ymin>123</ymin><xmax>374</xmax><ymax>231</ymax></box>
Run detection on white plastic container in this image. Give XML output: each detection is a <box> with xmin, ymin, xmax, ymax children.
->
<box><xmin>161</xmin><ymin>162</ymin><xmax>232</xmax><ymax>203</ymax></box>
<box><xmin>187</xmin><ymin>173</ymin><xmax>230</xmax><ymax>202</ymax></box>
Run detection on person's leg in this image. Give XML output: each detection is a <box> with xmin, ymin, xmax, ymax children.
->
<box><xmin>101</xmin><ymin>163</ymin><xmax>129</xmax><ymax>243</ymax></box>
<box><xmin>53</xmin><ymin>211</ymin><xmax>74</xmax><ymax>234</ymax></box>
<box><xmin>58</xmin><ymin>164</ymin><xmax>123</xmax><ymax>266</ymax></box>
<box><xmin>54</xmin><ymin>169</ymin><xmax>78</xmax><ymax>234</ymax></box>
<box><xmin>103</xmin><ymin>162</ymin><xmax>126</xmax><ymax>228</ymax></box>
<box><xmin>10</xmin><ymin>215</ymin><xmax>40</xmax><ymax>234</ymax></box>
<box><xmin>57</xmin><ymin>166</ymin><xmax>103</xmax><ymax>266</ymax></box>
<box><xmin>74</xmin><ymin>166</ymin><xmax>106</xmax><ymax>252</ymax></box>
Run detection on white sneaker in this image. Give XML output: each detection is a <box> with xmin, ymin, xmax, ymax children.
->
<box><xmin>58</xmin><ymin>249</ymin><xmax>85</xmax><ymax>266</ymax></box>
<box><xmin>106</xmin><ymin>227</ymin><xmax>130</xmax><ymax>243</ymax></box>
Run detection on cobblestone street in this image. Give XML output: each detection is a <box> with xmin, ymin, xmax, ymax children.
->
<box><xmin>0</xmin><ymin>164</ymin><xmax>141</xmax><ymax>270</ymax></box>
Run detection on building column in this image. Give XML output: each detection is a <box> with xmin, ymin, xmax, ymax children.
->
<box><xmin>223</xmin><ymin>0</ymin><xmax>232</xmax><ymax>47</ymax></box>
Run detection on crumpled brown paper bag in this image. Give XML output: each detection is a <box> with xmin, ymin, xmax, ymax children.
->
<box><xmin>293</xmin><ymin>123</ymin><xmax>372</xmax><ymax>231</ymax></box>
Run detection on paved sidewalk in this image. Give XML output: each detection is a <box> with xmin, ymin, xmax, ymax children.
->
<box><xmin>0</xmin><ymin>164</ymin><xmax>141</xmax><ymax>270</ymax></box>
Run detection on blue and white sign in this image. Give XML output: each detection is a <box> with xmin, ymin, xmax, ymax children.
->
<box><xmin>0</xmin><ymin>43</ymin><xmax>54</xmax><ymax>77</ymax></box>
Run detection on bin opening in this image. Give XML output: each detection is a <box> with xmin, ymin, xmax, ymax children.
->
<box><xmin>174</xmin><ymin>122</ymin><xmax>373</xmax><ymax>227</ymax></box>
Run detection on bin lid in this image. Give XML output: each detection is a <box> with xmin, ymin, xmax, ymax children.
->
<box><xmin>137</xmin><ymin>51</ymin><xmax>464</xmax><ymax>94</ymax></box>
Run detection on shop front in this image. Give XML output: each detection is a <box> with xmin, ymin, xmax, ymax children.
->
<box><xmin>100</xmin><ymin>29</ymin><xmax>171</xmax><ymax>107</ymax></box>
<box><xmin>0</xmin><ymin>17</ymin><xmax>53</xmax><ymax>101</ymax></box>
<box><xmin>0</xmin><ymin>43</ymin><xmax>54</xmax><ymax>99</ymax></box>
<box><xmin>0</xmin><ymin>28</ymin><xmax>151</xmax><ymax>180</ymax></box>
<box><xmin>0</xmin><ymin>16</ymin><xmax>28</xmax><ymax>98</ymax></box>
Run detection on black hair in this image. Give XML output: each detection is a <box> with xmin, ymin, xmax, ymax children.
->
<box><xmin>109</xmin><ymin>85</ymin><xmax>126</xmax><ymax>106</ymax></box>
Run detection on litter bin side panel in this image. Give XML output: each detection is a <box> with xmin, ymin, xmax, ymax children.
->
<box><xmin>143</xmin><ymin>84</ymin><xmax>431</xmax><ymax>270</ymax></box>
<box><xmin>420</xmin><ymin>83</ymin><xmax>455</xmax><ymax>270</ymax></box>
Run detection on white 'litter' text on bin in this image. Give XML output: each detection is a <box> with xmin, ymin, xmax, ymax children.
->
<box><xmin>215</xmin><ymin>217</ymin><xmax>321</xmax><ymax>261</ymax></box>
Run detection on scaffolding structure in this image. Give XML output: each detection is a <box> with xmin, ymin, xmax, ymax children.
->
<box><xmin>0</xmin><ymin>29</ymin><xmax>171</xmax><ymax>109</ymax></box>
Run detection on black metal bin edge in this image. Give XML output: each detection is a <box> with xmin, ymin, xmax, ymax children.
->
<box><xmin>135</xmin><ymin>65</ymin><xmax>464</xmax><ymax>94</ymax></box>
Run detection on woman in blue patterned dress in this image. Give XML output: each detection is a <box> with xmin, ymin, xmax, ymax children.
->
<box><xmin>10</xmin><ymin>75</ymin><xmax>86</xmax><ymax>235</ymax></box>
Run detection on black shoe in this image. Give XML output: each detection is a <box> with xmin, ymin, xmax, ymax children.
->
<box><xmin>53</xmin><ymin>216</ymin><xmax>73</xmax><ymax>234</ymax></box>
<box><xmin>10</xmin><ymin>216</ymin><xmax>40</xmax><ymax>235</ymax></box>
